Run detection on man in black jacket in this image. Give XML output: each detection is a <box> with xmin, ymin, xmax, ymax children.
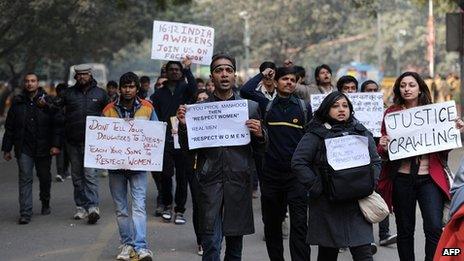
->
<box><xmin>60</xmin><ymin>64</ymin><xmax>109</xmax><ymax>224</ymax></box>
<box><xmin>150</xmin><ymin>57</ymin><xmax>196</xmax><ymax>224</ymax></box>
<box><xmin>2</xmin><ymin>73</ymin><xmax>62</xmax><ymax>224</ymax></box>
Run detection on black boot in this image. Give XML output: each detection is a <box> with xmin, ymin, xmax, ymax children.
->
<box><xmin>41</xmin><ymin>200</ymin><xmax>51</xmax><ymax>215</ymax></box>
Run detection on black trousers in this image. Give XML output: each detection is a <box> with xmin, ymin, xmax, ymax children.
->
<box><xmin>186</xmin><ymin>153</ymin><xmax>201</xmax><ymax>245</ymax></box>
<box><xmin>260</xmin><ymin>167</ymin><xmax>310</xmax><ymax>261</ymax></box>
<box><xmin>317</xmin><ymin>245</ymin><xmax>373</xmax><ymax>261</ymax></box>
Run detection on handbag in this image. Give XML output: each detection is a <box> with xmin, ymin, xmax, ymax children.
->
<box><xmin>358</xmin><ymin>191</ymin><xmax>389</xmax><ymax>223</ymax></box>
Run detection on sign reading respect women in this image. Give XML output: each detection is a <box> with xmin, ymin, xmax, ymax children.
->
<box><xmin>84</xmin><ymin>116</ymin><xmax>167</xmax><ymax>171</ymax></box>
<box><xmin>185</xmin><ymin>100</ymin><xmax>250</xmax><ymax>149</ymax></box>
<box><xmin>385</xmin><ymin>101</ymin><xmax>462</xmax><ymax>160</ymax></box>
<box><xmin>151</xmin><ymin>20</ymin><xmax>215</xmax><ymax>65</ymax></box>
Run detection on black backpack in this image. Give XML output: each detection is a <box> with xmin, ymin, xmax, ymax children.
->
<box><xmin>314</xmin><ymin>129</ymin><xmax>375</xmax><ymax>203</ymax></box>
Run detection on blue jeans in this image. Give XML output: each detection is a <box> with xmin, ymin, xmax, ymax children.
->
<box><xmin>392</xmin><ymin>174</ymin><xmax>444</xmax><ymax>261</ymax></box>
<box><xmin>202</xmin><ymin>210</ymin><xmax>243</xmax><ymax>261</ymax></box>
<box><xmin>17</xmin><ymin>153</ymin><xmax>52</xmax><ymax>217</ymax></box>
<box><xmin>109</xmin><ymin>170</ymin><xmax>148</xmax><ymax>251</ymax></box>
<box><xmin>66</xmin><ymin>142</ymin><xmax>99</xmax><ymax>209</ymax></box>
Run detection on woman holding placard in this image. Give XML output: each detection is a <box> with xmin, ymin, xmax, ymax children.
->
<box><xmin>292</xmin><ymin>91</ymin><xmax>381</xmax><ymax>260</ymax></box>
<box><xmin>377</xmin><ymin>71</ymin><xmax>464</xmax><ymax>261</ymax></box>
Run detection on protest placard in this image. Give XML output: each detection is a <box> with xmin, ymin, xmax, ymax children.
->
<box><xmin>84</xmin><ymin>116</ymin><xmax>167</xmax><ymax>171</ymax></box>
<box><xmin>151</xmin><ymin>20</ymin><xmax>214</xmax><ymax>65</ymax></box>
<box><xmin>185</xmin><ymin>100</ymin><xmax>250</xmax><ymax>149</ymax></box>
<box><xmin>385</xmin><ymin>101</ymin><xmax>462</xmax><ymax>160</ymax></box>
<box><xmin>311</xmin><ymin>93</ymin><xmax>384</xmax><ymax>137</ymax></box>
<box><xmin>325</xmin><ymin>135</ymin><xmax>370</xmax><ymax>171</ymax></box>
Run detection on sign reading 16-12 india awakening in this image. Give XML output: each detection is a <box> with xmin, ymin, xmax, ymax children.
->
<box><xmin>385</xmin><ymin>101</ymin><xmax>462</xmax><ymax>160</ymax></box>
<box><xmin>151</xmin><ymin>20</ymin><xmax>215</xmax><ymax>65</ymax></box>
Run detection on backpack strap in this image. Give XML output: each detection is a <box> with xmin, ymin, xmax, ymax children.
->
<box><xmin>263</xmin><ymin>100</ymin><xmax>274</xmax><ymax>123</ymax></box>
<box><xmin>298</xmin><ymin>99</ymin><xmax>308</xmax><ymax>125</ymax></box>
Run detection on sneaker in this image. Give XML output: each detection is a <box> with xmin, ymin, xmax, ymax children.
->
<box><xmin>87</xmin><ymin>207</ymin><xmax>100</xmax><ymax>224</ymax></box>
<box><xmin>162</xmin><ymin>206</ymin><xmax>172</xmax><ymax>222</ymax></box>
<box><xmin>197</xmin><ymin>245</ymin><xmax>203</xmax><ymax>256</ymax></box>
<box><xmin>137</xmin><ymin>248</ymin><xmax>153</xmax><ymax>261</ymax></box>
<box><xmin>379</xmin><ymin>234</ymin><xmax>397</xmax><ymax>246</ymax></box>
<box><xmin>174</xmin><ymin>212</ymin><xmax>186</xmax><ymax>225</ymax></box>
<box><xmin>74</xmin><ymin>207</ymin><xmax>88</xmax><ymax>220</ymax></box>
<box><xmin>116</xmin><ymin>244</ymin><xmax>134</xmax><ymax>261</ymax></box>
<box><xmin>282</xmin><ymin>217</ymin><xmax>289</xmax><ymax>239</ymax></box>
<box><xmin>154</xmin><ymin>205</ymin><xmax>164</xmax><ymax>217</ymax></box>
<box><xmin>41</xmin><ymin>200</ymin><xmax>51</xmax><ymax>215</ymax></box>
<box><xmin>18</xmin><ymin>216</ymin><xmax>30</xmax><ymax>225</ymax></box>
<box><xmin>55</xmin><ymin>174</ymin><xmax>64</xmax><ymax>182</ymax></box>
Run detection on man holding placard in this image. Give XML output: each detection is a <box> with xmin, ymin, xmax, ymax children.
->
<box><xmin>177</xmin><ymin>53</ymin><xmax>266</xmax><ymax>261</ymax></box>
<box><xmin>102</xmin><ymin>72</ymin><xmax>158</xmax><ymax>261</ymax></box>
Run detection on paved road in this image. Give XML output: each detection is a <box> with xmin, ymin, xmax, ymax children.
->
<box><xmin>0</xmin><ymin>125</ymin><xmax>462</xmax><ymax>260</ymax></box>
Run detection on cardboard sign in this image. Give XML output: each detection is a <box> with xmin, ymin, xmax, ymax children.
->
<box><xmin>311</xmin><ymin>93</ymin><xmax>384</xmax><ymax>137</ymax></box>
<box><xmin>185</xmin><ymin>100</ymin><xmax>250</xmax><ymax>149</ymax></box>
<box><xmin>385</xmin><ymin>101</ymin><xmax>462</xmax><ymax>160</ymax></box>
<box><xmin>325</xmin><ymin>135</ymin><xmax>370</xmax><ymax>170</ymax></box>
<box><xmin>151</xmin><ymin>20</ymin><xmax>214</xmax><ymax>65</ymax></box>
<box><xmin>84</xmin><ymin>116</ymin><xmax>166</xmax><ymax>171</ymax></box>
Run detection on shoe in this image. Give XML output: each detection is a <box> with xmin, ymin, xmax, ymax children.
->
<box><xmin>154</xmin><ymin>205</ymin><xmax>164</xmax><ymax>217</ymax></box>
<box><xmin>379</xmin><ymin>234</ymin><xmax>397</xmax><ymax>246</ymax></box>
<box><xmin>282</xmin><ymin>217</ymin><xmax>289</xmax><ymax>239</ymax></box>
<box><xmin>87</xmin><ymin>207</ymin><xmax>100</xmax><ymax>224</ymax></box>
<box><xmin>74</xmin><ymin>207</ymin><xmax>88</xmax><ymax>220</ymax></box>
<box><xmin>370</xmin><ymin>243</ymin><xmax>378</xmax><ymax>254</ymax></box>
<box><xmin>41</xmin><ymin>200</ymin><xmax>51</xmax><ymax>215</ymax></box>
<box><xmin>197</xmin><ymin>245</ymin><xmax>203</xmax><ymax>256</ymax></box>
<box><xmin>162</xmin><ymin>206</ymin><xmax>172</xmax><ymax>222</ymax></box>
<box><xmin>18</xmin><ymin>216</ymin><xmax>30</xmax><ymax>225</ymax></box>
<box><xmin>55</xmin><ymin>174</ymin><xmax>64</xmax><ymax>182</ymax></box>
<box><xmin>137</xmin><ymin>248</ymin><xmax>153</xmax><ymax>261</ymax></box>
<box><xmin>174</xmin><ymin>212</ymin><xmax>186</xmax><ymax>225</ymax></box>
<box><xmin>116</xmin><ymin>244</ymin><xmax>134</xmax><ymax>261</ymax></box>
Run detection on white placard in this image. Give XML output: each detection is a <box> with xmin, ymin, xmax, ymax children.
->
<box><xmin>185</xmin><ymin>100</ymin><xmax>250</xmax><ymax>149</ymax></box>
<box><xmin>385</xmin><ymin>101</ymin><xmax>462</xmax><ymax>160</ymax></box>
<box><xmin>84</xmin><ymin>116</ymin><xmax>167</xmax><ymax>171</ymax></box>
<box><xmin>151</xmin><ymin>20</ymin><xmax>214</xmax><ymax>65</ymax></box>
<box><xmin>311</xmin><ymin>93</ymin><xmax>384</xmax><ymax>137</ymax></box>
<box><xmin>325</xmin><ymin>135</ymin><xmax>370</xmax><ymax>171</ymax></box>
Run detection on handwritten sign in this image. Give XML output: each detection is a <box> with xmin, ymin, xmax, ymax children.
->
<box><xmin>311</xmin><ymin>93</ymin><xmax>384</xmax><ymax>137</ymax></box>
<box><xmin>84</xmin><ymin>116</ymin><xmax>167</xmax><ymax>171</ymax></box>
<box><xmin>151</xmin><ymin>21</ymin><xmax>214</xmax><ymax>65</ymax></box>
<box><xmin>385</xmin><ymin>101</ymin><xmax>462</xmax><ymax>160</ymax></box>
<box><xmin>325</xmin><ymin>135</ymin><xmax>370</xmax><ymax>170</ymax></box>
<box><xmin>185</xmin><ymin>100</ymin><xmax>250</xmax><ymax>149</ymax></box>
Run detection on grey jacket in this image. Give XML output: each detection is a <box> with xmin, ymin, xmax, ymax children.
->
<box><xmin>179</xmin><ymin>93</ymin><xmax>267</xmax><ymax>236</ymax></box>
<box><xmin>450</xmin><ymin>156</ymin><xmax>464</xmax><ymax>217</ymax></box>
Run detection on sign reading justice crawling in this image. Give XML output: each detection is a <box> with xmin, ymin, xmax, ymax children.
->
<box><xmin>325</xmin><ymin>135</ymin><xmax>370</xmax><ymax>171</ymax></box>
<box><xmin>385</xmin><ymin>101</ymin><xmax>462</xmax><ymax>161</ymax></box>
<box><xmin>185</xmin><ymin>100</ymin><xmax>250</xmax><ymax>149</ymax></box>
<box><xmin>311</xmin><ymin>93</ymin><xmax>384</xmax><ymax>137</ymax></box>
<box><xmin>151</xmin><ymin>20</ymin><xmax>215</xmax><ymax>65</ymax></box>
<box><xmin>84</xmin><ymin>116</ymin><xmax>167</xmax><ymax>171</ymax></box>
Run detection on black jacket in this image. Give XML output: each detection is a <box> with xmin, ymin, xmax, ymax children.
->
<box><xmin>179</xmin><ymin>93</ymin><xmax>267</xmax><ymax>236</ymax></box>
<box><xmin>150</xmin><ymin>68</ymin><xmax>196</xmax><ymax>144</ymax></box>
<box><xmin>2</xmin><ymin>88</ymin><xmax>63</xmax><ymax>157</ymax></box>
<box><xmin>60</xmin><ymin>80</ymin><xmax>109</xmax><ymax>145</ymax></box>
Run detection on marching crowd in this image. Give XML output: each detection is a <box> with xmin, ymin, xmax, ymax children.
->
<box><xmin>2</xmin><ymin>53</ymin><xmax>464</xmax><ymax>261</ymax></box>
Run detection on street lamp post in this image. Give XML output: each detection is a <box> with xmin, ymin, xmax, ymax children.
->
<box><xmin>239</xmin><ymin>11</ymin><xmax>250</xmax><ymax>80</ymax></box>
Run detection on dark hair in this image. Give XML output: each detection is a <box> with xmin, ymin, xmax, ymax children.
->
<box><xmin>24</xmin><ymin>72</ymin><xmax>39</xmax><ymax>80</ymax></box>
<box><xmin>360</xmin><ymin>80</ymin><xmax>379</xmax><ymax>92</ymax></box>
<box><xmin>166</xmin><ymin>61</ymin><xmax>183</xmax><ymax>70</ymax></box>
<box><xmin>140</xmin><ymin>76</ymin><xmax>150</xmax><ymax>84</ymax></box>
<box><xmin>196</xmin><ymin>78</ymin><xmax>204</xmax><ymax>84</ymax></box>
<box><xmin>210</xmin><ymin>53</ymin><xmax>236</xmax><ymax>73</ymax></box>
<box><xmin>274</xmin><ymin>66</ymin><xmax>297</xmax><ymax>81</ymax></box>
<box><xmin>393</xmin><ymin>71</ymin><xmax>432</xmax><ymax>106</ymax></box>
<box><xmin>259</xmin><ymin>61</ymin><xmax>276</xmax><ymax>73</ymax></box>
<box><xmin>314</xmin><ymin>64</ymin><xmax>332</xmax><ymax>85</ymax></box>
<box><xmin>194</xmin><ymin>89</ymin><xmax>210</xmax><ymax>102</ymax></box>
<box><xmin>314</xmin><ymin>91</ymin><xmax>354</xmax><ymax>122</ymax></box>
<box><xmin>119</xmin><ymin>72</ymin><xmax>140</xmax><ymax>90</ymax></box>
<box><xmin>293</xmin><ymin>66</ymin><xmax>306</xmax><ymax>82</ymax></box>
<box><xmin>55</xmin><ymin>82</ymin><xmax>68</xmax><ymax>95</ymax></box>
<box><xmin>336</xmin><ymin>75</ymin><xmax>358</xmax><ymax>92</ymax></box>
<box><xmin>106</xmin><ymin>80</ymin><xmax>118</xmax><ymax>88</ymax></box>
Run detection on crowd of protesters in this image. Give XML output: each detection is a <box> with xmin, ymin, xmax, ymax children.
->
<box><xmin>1</xmin><ymin>53</ymin><xmax>464</xmax><ymax>261</ymax></box>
